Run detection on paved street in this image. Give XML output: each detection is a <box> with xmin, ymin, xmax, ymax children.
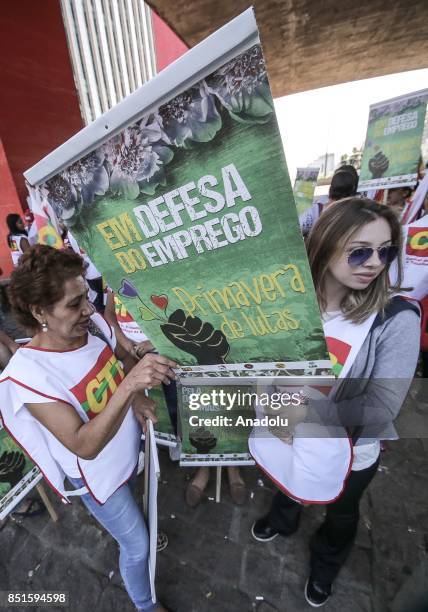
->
<box><xmin>1</xmin><ymin>310</ymin><xmax>427</xmax><ymax>611</ymax></box>
<box><xmin>1</xmin><ymin>423</ymin><xmax>427</xmax><ymax>612</ymax></box>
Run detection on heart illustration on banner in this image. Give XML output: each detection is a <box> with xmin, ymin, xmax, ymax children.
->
<box><xmin>150</xmin><ymin>294</ymin><xmax>168</xmax><ymax>310</ymax></box>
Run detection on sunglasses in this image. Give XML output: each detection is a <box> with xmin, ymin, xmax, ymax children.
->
<box><xmin>347</xmin><ymin>245</ymin><xmax>399</xmax><ymax>268</ymax></box>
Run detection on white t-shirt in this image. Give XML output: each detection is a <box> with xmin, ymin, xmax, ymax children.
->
<box><xmin>9</xmin><ymin>234</ymin><xmax>27</xmax><ymax>266</ymax></box>
<box><xmin>323</xmin><ymin>309</ymin><xmax>380</xmax><ymax>471</ymax></box>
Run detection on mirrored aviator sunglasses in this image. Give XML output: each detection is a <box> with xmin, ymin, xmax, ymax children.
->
<box><xmin>347</xmin><ymin>245</ymin><xmax>399</xmax><ymax>268</ymax></box>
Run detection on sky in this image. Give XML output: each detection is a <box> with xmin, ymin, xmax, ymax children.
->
<box><xmin>274</xmin><ymin>68</ymin><xmax>428</xmax><ymax>184</ymax></box>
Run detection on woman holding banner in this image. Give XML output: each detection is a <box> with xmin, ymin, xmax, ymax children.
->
<box><xmin>0</xmin><ymin>245</ymin><xmax>176</xmax><ymax>612</ymax></box>
<box><xmin>252</xmin><ymin>198</ymin><xmax>420</xmax><ymax>607</ymax></box>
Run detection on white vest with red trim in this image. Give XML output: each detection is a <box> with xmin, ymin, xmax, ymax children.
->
<box><xmin>0</xmin><ymin>314</ymin><xmax>141</xmax><ymax>504</ymax></box>
<box><xmin>249</xmin><ymin>312</ymin><xmax>376</xmax><ymax>504</ymax></box>
<box><xmin>9</xmin><ymin>234</ymin><xmax>26</xmax><ymax>267</ymax></box>
<box><xmin>390</xmin><ymin>216</ymin><xmax>428</xmax><ymax>301</ymax></box>
<box><xmin>114</xmin><ymin>294</ymin><xmax>149</xmax><ymax>342</ymax></box>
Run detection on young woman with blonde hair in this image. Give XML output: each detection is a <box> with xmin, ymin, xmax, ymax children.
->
<box><xmin>252</xmin><ymin>197</ymin><xmax>420</xmax><ymax>607</ymax></box>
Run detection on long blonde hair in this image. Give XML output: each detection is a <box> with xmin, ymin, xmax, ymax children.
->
<box><xmin>306</xmin><ymin>197</ymin><xmax>404</xmax><ymax>323</ymax></box>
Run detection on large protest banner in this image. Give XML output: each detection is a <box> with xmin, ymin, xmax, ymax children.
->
<box><xmin>25</xmin><ymin>9</ymin><xmax>331</xmax><ymax>379</ymax></box>
<box><xmin>0</xmin><ymin>422</ymin><xmax>42</xmax><ymax>520</ymax></box>
<box><xmin>359</xmin><ymin>89</ymin><xmax>428</xmax><ymax>191</ymax></box>
<box><xmin>293</xmin><ymin>167</ymin><xmax>319</xmax><ymax>217</ymax></box>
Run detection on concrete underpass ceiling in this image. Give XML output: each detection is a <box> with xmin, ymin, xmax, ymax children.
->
<box><xmin>147</xmin><ymin>0</ymin><xmax>428</xmax><ymax>97</ymax></box>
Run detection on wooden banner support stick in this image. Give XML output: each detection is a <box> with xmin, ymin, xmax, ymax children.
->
<box><xmin>143</xmin><ymin>424</ymin><xmax>150</xmax><ymax>520</ymax></box>
<box><xmin>36</xmin><ymin>482</ymin><xmax>58</xmax><ymax>522</ymax></box>
<box><xmin>215</xmin><ymin>466</ymin><xmax>222</xmax><ymax>503</ymax></box>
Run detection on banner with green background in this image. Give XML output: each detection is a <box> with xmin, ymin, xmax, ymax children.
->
<box><xmin>293</xmin><ymin>167</ymin><xmax>319</xmax><ymax>216</ymax></box>
<box><xmin>359</xmin><ymin>89</ymin><xmax>428</xmax><ymax>191</ymax></box>
<box><xmin>27</xmin><ymin>11</ymin><xmax>333</xmax><ymax>464</ymax></box>
<box><xmin>147</xmin><ymin>386</ymin><xmax>177</xmax><ymax>446</ymax></box>
<box><xmin>38</xmin><ymin>43</ymin><xmax>329</xmax><ymax>375</ymax></box>
<box><xmin>178</xmin><ymin>382</ymin><xmax>256</xmax><ymax>465</ymax></box>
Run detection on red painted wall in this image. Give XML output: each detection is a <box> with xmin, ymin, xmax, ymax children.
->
<box><xmin>0</xmin><ymin>140</ymin><xmax>23</xmax><ymax>277</ymax></box>
<box><xmin>151</xmin><ymin>10</ymin><xmax>188</xmax><ymax>72</ymax></box>
<box><xmin>0</xmin><ymin>0</ymin><xmax>83</xmax><ymax>204</ymax></box>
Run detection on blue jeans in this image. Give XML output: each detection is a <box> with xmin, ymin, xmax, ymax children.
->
<box><xmin>68</xmin><ymin>475</ymin><xmax>155</xmax><ymax>611</ymax></box>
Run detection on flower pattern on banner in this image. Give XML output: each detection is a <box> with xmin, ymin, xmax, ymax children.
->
<box><xmin>46</xmin><ymin>151</ymin><xmax>108</xmax><ymax>225</ymax></box>
<box><xmin>41</xmin><ymin>44</ymin><xmax>273</xmax><ymax>227</ymax></box>
<box><xmin>206</xmin><ymin>45</ymin><xmax>273</xmax><ymax>124</ymax></box>
<box><xmin>103</xmin><ymin>116</ymin><xmax>173</xmax><ymax>199</ymax></box>
<box><xmin>157</xmin><ymin>84</ymin><xmax>222</xmax><ymax>149</ymax></box>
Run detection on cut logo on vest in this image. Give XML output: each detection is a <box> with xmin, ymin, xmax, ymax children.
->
<box><xmin>406</xmin><ymin>227</ymin><xmax>428</xmax><ymax>257</ymax></box>
<box><xmin>114</xmin><ymin>295</ymin><xmax>135</xmax><ymax>323</ymax></box>
<box><xmin>325</xmin><ymin>337</ymin><xmax>352</xmax><ymax>377</ymax></box>
<box><xmin>70</xmin><ymin>345</ymin><xmax>125</xmax><ymax>418</ymax></box>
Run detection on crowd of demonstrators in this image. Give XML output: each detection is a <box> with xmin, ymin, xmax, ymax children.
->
<box><xmin>0</xmin><ymin>160</ymin><xmax>426</xmax><ymax>609</ymax></box>
<box><xmin>0</xmin><ymin>245</ymin><xmax>175</xmax><ymax>612</ymax></box>
<box><xmin>300</xmin><ymin>161</ymin><xmax>428</xmax><ymax>234</ymax></box>
<box><xmin>252</xmin><ymin>198</ymin><xmax>421</xmax><ymax>607</ymax></box>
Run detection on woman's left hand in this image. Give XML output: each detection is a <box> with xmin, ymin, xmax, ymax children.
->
<box><xmin>132</xmin><ymin>394</ymin><xmax>157</xmax><ymax>432</ymax></box>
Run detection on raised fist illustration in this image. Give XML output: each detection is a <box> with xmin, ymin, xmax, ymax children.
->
<box><xmin>0</xmin><ymin>450</ymin><xmax>26</xmax><ymax>487</ymax></box>
<box><xmin>161</xmin><ymin>309</ymin><xmax>230</xmax><ymax>365</ymax></box>
<box><xmin>368</xmin><ymin>151</ymin><xmax>389</xmax><ymax>179</ymax></box>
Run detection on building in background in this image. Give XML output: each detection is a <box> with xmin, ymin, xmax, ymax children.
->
<box><xmin>308</xmin><ymin>153</ymin><xmax>335</xmax><ymax>178</ymax></box>
<box><xmin>0</xmin><ymin>0</ymin><xmax>187</xmax><ymax>275</ymax></box>
<box><xmin>60</xmin><ymin>0</ymin><xmax>185</xmax><ymax>125</ymax></box>
<box><xmin>340</xmin><ymin>146</ymin><xmax>363</xmax><ymax>171</ymax></box>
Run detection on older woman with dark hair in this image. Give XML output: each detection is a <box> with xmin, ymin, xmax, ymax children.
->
<box><xmin>0</xmin><ymin>245</ymin><xmax>175</xmax><ymax>612</ymax></box>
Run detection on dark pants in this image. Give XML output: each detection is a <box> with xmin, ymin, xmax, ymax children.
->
<box><xmin>267</xmin><ymin>457</ymin><xmax>380</xmax><ymax>585</ymax></box>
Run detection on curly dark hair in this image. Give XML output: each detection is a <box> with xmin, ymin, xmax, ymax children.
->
<box><xmin>8</xmin><ymin>245</ymin><xmax>87</xmax><ymax>330</ymax></box>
